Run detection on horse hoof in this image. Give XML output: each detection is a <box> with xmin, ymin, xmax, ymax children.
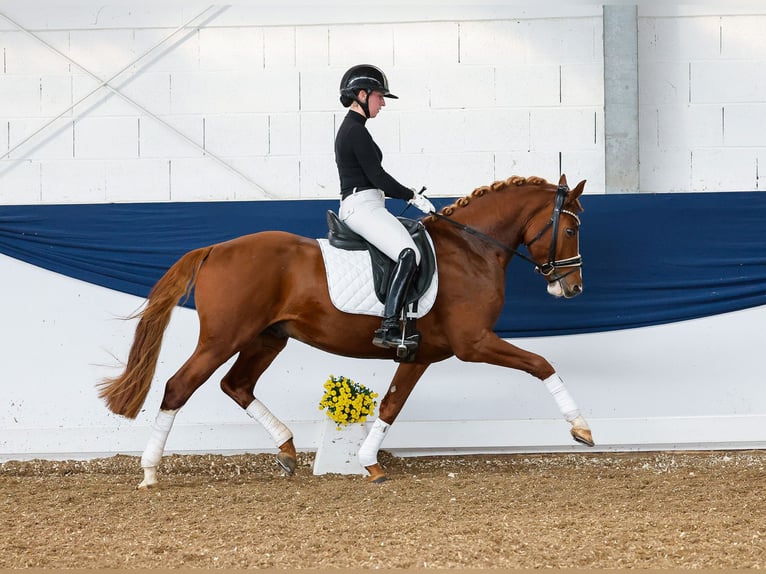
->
<box><xmin>365</xmin><ymin>463</ymin><xmax>387</xmax><ymax>483</ymax></box>
<box><xmin>137</xmin><ymin>481</ymin><xmax>156</xmax><ymax>491</ymax></box>
<box><xmin>571</xmin><ymin>427</ymin><xmax>595</xmax><ymax>447</ymax></box>
<box><xmin>276</xmin><ymin>452</ymin><xmax>297</xmax><ymax>476</ymax></box>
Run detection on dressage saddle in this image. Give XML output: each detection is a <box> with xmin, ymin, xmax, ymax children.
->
<box><xmin>325</xmin><ymin>210</ymin><xmax>436</xmax><ymax>309</ymax></box>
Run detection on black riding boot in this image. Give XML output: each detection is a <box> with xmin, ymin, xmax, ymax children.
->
<box><xmin>372</xmin><ymin>248</ymin><xmax>418</xmax><ymax>349</ymax></box>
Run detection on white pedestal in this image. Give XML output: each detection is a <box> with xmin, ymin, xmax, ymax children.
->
<box><xmin>312</xmin><ymin>419</ymin><xmax>368</xmax><ymax>475</ymax></box>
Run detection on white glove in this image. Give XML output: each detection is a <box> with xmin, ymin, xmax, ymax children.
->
<box><xmin>408</xmin><ymin>190</ymin><xmax>435</xmax><ymax>214</ymax></box>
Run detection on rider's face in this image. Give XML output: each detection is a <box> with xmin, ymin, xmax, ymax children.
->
<box><xmin>365</xmin><ymin>91</ymin><xmax>386</xmax><ymax>118</ymax></box>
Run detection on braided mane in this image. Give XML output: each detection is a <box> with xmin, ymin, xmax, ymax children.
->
<box><xmin>425</xmin><ymin>175</ymin><xmax>550</xmax><ymax>221</ymax></box>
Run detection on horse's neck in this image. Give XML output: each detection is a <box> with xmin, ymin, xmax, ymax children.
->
<box><xmin>451</xmin><ymin>186</ymin><xmax>541</xmax><ymax>250</ymax></box>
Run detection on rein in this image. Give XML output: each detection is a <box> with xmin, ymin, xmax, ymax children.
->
<box><xmin>429</xmin><ymin>184</ymin><xmax>582</xmax><ymax>278</ymax></box>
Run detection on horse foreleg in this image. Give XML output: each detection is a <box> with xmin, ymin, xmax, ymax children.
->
<box><xmin>543</xmin><ymin>373</ymin><xmax>593</xmax><ymax>447</ymax></box>
<box><xmin>138</xmin><ymin>409</ymin><xmax>177</xmax><ymax>489</ymax></box>
<box><xmin>452</xmin><ymin>331</ymin><xmax>594</xmax><ymax>447</ymax></box>
<box><xmin>359</xmin><ymin>362</ymin><xmax>430</xmax><ymax>482</ymax></box>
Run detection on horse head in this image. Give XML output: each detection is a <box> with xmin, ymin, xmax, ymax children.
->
<box><xmin>523</xmin><ymin>174</ymin><xmax>585</xmax><ymax>299</ymax></box>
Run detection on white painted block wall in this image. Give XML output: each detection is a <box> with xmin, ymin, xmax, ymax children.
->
<box><xmin>1</xmin><ymin>3</ymin><xmax>604</xmax><ymax>204</ymax></box>
<box><xmin>639</xmin><ymin>8</ymin><xmax>766</xmax><ymax>191</ymax></box>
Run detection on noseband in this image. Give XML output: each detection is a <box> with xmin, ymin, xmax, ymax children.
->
<box><xmin>430</xmin><ymin>183</ymin><xmax>582</xmax><ymax>279</ymax></box>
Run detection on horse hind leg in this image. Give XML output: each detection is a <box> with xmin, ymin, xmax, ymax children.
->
<box><xmin>138</xmin><ymin>345</ymin><xmax>233</xmax><ymax>490</ymax></box>
<box><xmin>219</xmin><ymin>333</ymin><xmax>297</xmax><ymax>475</ymax></box>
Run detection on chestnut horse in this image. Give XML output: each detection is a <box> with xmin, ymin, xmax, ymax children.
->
<box><xmin>99</xmin><ymin>174</ymin><xmax>593</xmax><ymax>488</ymax></box>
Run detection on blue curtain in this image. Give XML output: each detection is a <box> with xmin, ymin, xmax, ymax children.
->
<box><xmin>2</xmin><ymin>193</ymin><xmax>765</xmax><ymax>337</ymax></box>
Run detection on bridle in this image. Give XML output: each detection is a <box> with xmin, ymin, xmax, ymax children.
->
<box><xmin>429</xmin><ymin>183</ymin><xmax>582</xmax><ymax>280</ymax></box>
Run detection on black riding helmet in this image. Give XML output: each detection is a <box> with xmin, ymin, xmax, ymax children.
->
<box><xmin>339</xmin><ymin>64</ymin><xmax>397</xmax><ymax>117</ymax></box>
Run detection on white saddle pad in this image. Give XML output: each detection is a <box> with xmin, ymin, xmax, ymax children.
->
<box><xmin>317</xmin><ymin>237</ymin><xmax>438</xmax><ymax>318</ymax></box>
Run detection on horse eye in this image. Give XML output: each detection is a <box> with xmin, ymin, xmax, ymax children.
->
<box><xmin>566</xmin><ymin>228</ymin><xmax>576</xmax><ymax>237</ymax></box>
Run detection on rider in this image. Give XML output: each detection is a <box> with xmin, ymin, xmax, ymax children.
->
<box><xmin>335</xmin><ymin>64</ymin><xmax>434</xmax><ymax>350</ymax></box>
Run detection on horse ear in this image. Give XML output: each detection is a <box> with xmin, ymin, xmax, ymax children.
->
<box><xmin>568</xmin><ymin>179</ymin><xmax>586</xmax><ymax>211</ymax></box>
<box><xmin>558</xmin><ymin>173</ymin><xmax>568</xmax><ymax>188</ymax></box>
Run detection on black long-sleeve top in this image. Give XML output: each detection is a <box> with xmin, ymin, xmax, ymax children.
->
<box><xmin>335</xmin><ymin>111</ymin><xmax>414</xmax><ymax>201</ymax></box>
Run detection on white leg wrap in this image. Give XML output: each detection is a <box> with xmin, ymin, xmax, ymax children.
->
<box><xmin>358</xmin><ymin>418</ymin><xmax>390</xmax><ymax>467</ymax></box>
<box><xmin>543</xmin><ymin>373</ymin><xmax>581</xmax><ymax>422</ymax></box>
<box><xmin>246</xmin><ymin>398</ymin><xmax>293</xmax><ymax>447</ymax></box>
<box><xmin>140</xmin><ymin>409</ymin><xmax>177</xmax><ymax>469</ymax></box>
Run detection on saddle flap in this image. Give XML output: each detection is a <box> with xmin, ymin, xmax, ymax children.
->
<box><xmin>326</xmin><ymin>210</ymin><xmax>436</xmax><ymax>305</ymax></box>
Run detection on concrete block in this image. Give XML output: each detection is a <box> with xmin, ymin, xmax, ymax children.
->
<box><xmin>659</xmin><ymin>104</ymin><xmax>722</xmax><ymax>149</ymax></box>
<box><xmin>639</xmin><ymin>61</ymin><xmax>690</xmax><ymax>105</ymax></box>
<box><xmin>328</xmin><ymin>24</ymin><xmax>394</xmax><ymax>67</ymax></box>
<box><xmin>639</xmin><ymin>148</ymin><xmax>692</xmax><ymax>192</ymax></box>
<box><xmin>204</xmin><ymin>114</ymin><xmax>269</xmax><ymax>157</ymax></box>
<box><xmin>692</xmin><ymin>149</ymin><xmax>757</xmax><ymax>191</ymax></box>
<box><xmin>169</xmin><ymin>157</ymin><xmax>250</xmax><ymax>201</ymax></box>
<box><xmin>199</xmin><ymin>27</ymin><xmax>263</xmax><ymax>72</ymax></box>
<box><xmin>300</xmin><ymin>112</ymin><xmax>335</xmax><ymax>155</ymax></box>
<box><xmin>530</xmin><ymin>108</ymin><xmax>600</xmax><ymax>152</ymax></box>
<box><xmin>496</xmin><ymin>65</ymin><xmax>560</xmax><ymax>108</ymax></box>
<box><xmin>68</xmin><ymin>29</ymin><xmax>138</xmax><ymax>77</ymax></box>
<box><xmin>459</xmin><ymin>20</ymin><xmax>527</xmax><ymax>66</ymax></box>
<box><xmin>724</xmin><ymin>104</ymin><xmax>766</xmax><ymax>147</ymax></box>
<box><xmin>523</xmin><ymin>17</ymin><xmax>602</xmax><ymax>64</ymax></box>
<box><xmin>561</xmin><ymin>150</ymin><xmax>605</xmax><ymax>195</ymax></box>
<box><xmin>300</xmin><ymin>68</ymin><xmax>342</xmax><ymax>112</ymax></box>
<box><xmin>268</xmin><ymin>113</ymin><xmax>301</xmax><ymax>155</ymax></box>
<box><xmin>386</xmin><ymin>152</ymin><xmax>495</xmax><ymax>197</ymax></box>
<box><xmin>134</xmin><ymin>27</ymin><xmax>201</xmax><ymax>73</ymax></box>
<box><xmin>299</xmin><ymin>153</ymin><xmax>338</xmax><ymax>198</ymax></box>
<box><xmin>385</xmin><ymin>67</ymin><xmax>431</xmax><ymax>110</ymax></box>
<box><xmin>296</xmin><ymin>26</ymin><xmax>329</xmax><ymax>68</ymax></box>
<box><xmin>429</xmin><ymin>65</ymin><xmax>494</xmax><ymax>109</ymax></box>
<box><xmin>264</xmin><ymin>27</ymin><xmax>296</xmax><ymax>68</ymax></box>
<box><xmin>691</xmin><ymin>61</ymin><xmax>766</xmax><ymax>104</ymax></box>
<box><xmin>104</xmin><ymin>159</ymin><xmax>170</xmax><ymax>202</ymax></box>
<box><xmin>464</xmin><ymin>109</ymin><xmax>530</xmax><ymax>152</ymax></box>
<box><xmin>366</xmin><ymin>111</ymin><xmax>400</xmax><ymax>153</ymax></box>
<box><xmin>1</xmin><ymin>31</ymin><xmax>71</xmax><ymax>74</ymax></box>
<box><xmin>638</xmin><ymin>16</ymin><xmax>722</xmax><ymax>62</ymax></box>
<box><xmin>722</xmin><ymin>15</ymin><xmax>766</xmax><ymax>59</ymax></box>
<box><xmin>399</xmin><ymin>110</ymin><xmax>465</xmax><ymax>154</ymax></box>
<box><xmin>139</xmin><ymin>115</ymin><xmax>203</xmax><ymax>158</ymax></box>
<box><xmin>74</xmin><ymin>116</ymin><xmax>138</xmax><ymax>159</ymax></box>
<box><xmin>0</xmin><ymin>160</ymin><xmax>41</xmax><ymax>204</ymax></box>
<box><xmin>170</xmin><ymin>70</ymin><xmax>299</xmax><ymax>114</ymax></box>
<box><xmin>227</xmin><ymin>156</ymin><xmax>300</xmax><ymax>200</ymax></box>
<box><xmin>40</xmin><ymin>159</ymin><xmax>107</xmax><ymax>203</ymax></box>
<box><xmin>495</xmin><ymin>151</ymin><xmax>559</xmax><ymax>183</ymax></box>
<box><xmin>72</xmin><ymin>74</ymin><xmax>138</xmax><ymax>117</ymax></box>
<box><xmin>393</xmin><ymin>22</ymin><xmax>458</xmax><ymax>66</ymax></box>
<box><xmin>561</xmin><ymin>63</ymin><xmax>604</xmax><ymax>106</ymax></box>
<box><xmin>8</xmin><ymin>118</ymin><xmax>73</xmax><ymax>160</ymax></box>
<box><xmin>73</xmin><ymin>72</ymin><xmax>173</xmax><ymax>117</ymax></box>
<box><xmin>0</xmin><ymin>76</ymin><xmax>42</xmax><ymax>117</ymax></box>
<box><xmin>639</xmin><ymin>105</ymin><xmax>659</xmax><ymax>149</ymax></box>
<box><xmin>40</xmin><ymin>76</ymin><xmax>73</xmax><ymax>118</ymax></box>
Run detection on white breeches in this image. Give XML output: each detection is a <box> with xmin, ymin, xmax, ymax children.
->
<box><xmin>339</xmin><ymin>189</ymin><xmax>420</xmax><ymax>265</ymax></box>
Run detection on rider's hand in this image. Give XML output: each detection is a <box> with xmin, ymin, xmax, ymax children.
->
<box><xmin>408</xmin><ymin>187</ymin><xmax>435</xmax><ymax>214</ymax></box>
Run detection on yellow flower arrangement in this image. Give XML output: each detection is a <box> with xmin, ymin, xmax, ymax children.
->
<box><xmin>318</xmin><ymin>374</ymin><xmax>379</xmax><ymax>429</ymax></box>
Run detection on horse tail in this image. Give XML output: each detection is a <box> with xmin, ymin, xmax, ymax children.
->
<box><xmin>98</xmin><ymin>246</ymin><xmax>213</xmax><ymax>419</ymax></box>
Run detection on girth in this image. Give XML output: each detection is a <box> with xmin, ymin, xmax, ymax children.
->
<box><xmin>326</xmin><ymin>211</ymin><xmax>436</xmax><ymax>306</ymax></box>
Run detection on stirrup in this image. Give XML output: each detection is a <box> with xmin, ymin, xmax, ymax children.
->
<box><xmin>372</xmin><ymin>325</ymin><xmax>402</xmax><ymax>349</ymax></box>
